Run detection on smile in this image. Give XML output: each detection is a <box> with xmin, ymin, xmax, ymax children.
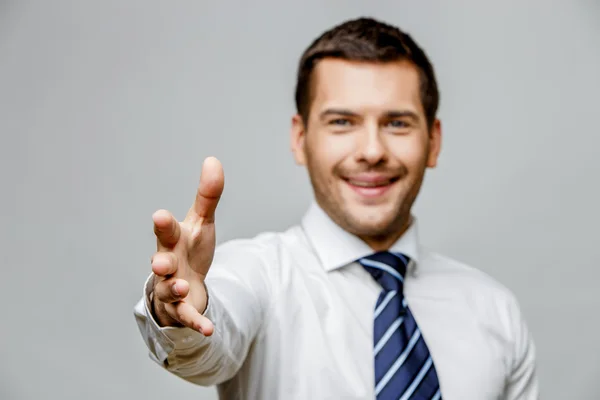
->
<box><xmin>345</xmin><ymin>178</ymin><xmax>398</xmax><ymax>187</ymax></box>
<box><xmin>342</xmin><ymin>175</ymin><xmax>400</xmax><ymax>198</ymax></box>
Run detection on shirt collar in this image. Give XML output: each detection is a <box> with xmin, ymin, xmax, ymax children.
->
<box><xmin>300</xmin><ymin>201</ymin><xmax>421</xmax><ymax>272</ymax></box>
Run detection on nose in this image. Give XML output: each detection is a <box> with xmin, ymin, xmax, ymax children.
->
<box><xmin>355</xmin><ymin>124</ymin><xmax>387</xmax><ymax>165</ymax></box>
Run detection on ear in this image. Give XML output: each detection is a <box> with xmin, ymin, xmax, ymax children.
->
<box><xmin>290</xmin><ymin>114</ymin><xmax>307</xmax><ymax>166</ymax></box>
<box><xmin>427</xmin><ymin>119</ymin><xmax>442</xmax><ymax>168</ymax></box>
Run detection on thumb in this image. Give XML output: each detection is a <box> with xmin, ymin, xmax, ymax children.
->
<box><xmin>188</xmin><ymin>156</ymin><xmax>224</xmax><ymax>222</ymax></box>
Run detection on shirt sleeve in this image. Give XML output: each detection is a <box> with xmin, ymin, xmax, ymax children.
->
<box><xmin>133</xmin><ymin>239</ymin><xmax>273</xmax><ymax>386</ymax></box>
<box><xmin>503</xmin><ymin>297</ymin><xmax>540</xmax><ymax>400</ymax></box>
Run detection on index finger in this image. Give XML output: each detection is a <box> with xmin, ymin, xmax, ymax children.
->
<box><xmin>164</xmin><ymin>301</ymin><xmax>214</xmax><ymax>335</ymax></box>
<box><xmin>188</xmin><ymin>156</ymin><xmax>224</xmax><ymax>222</ymax></box>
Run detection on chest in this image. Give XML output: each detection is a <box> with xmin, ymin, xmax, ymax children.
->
<box><xmin>257</xmin><ymin>263</ymin><xmax>509</xmax><ymax>400</ymax></box>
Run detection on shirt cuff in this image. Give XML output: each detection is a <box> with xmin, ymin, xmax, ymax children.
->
<box><xmin>139</xmin><ymin>273</ymin><xmax>214</xmax><ymax>364</ymax></box>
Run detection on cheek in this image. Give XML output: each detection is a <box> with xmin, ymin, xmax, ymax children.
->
<box><xmin>389</xmin><ymin>136</ymin><xmax>429</xmax><ymax>169</ymax></box>
<box><xmin>308</xmin><ymin>134</ymin><xmax>354</xmax><ymax>171</ymax></box>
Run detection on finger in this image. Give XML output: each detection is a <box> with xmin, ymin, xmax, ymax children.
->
<box><xmin>188</xmin><ymin>157</ymin><xmax>224</xmax><ymax>223</ymax></box>
<box><xmin>165</xmin><ymin>301</ymin><xmax>214</xmax><ymax>336</ymax></box>
<box><xmin>151</xmin><ymin>252</ymin><xmax>178</xmax><ymax>277</ymax></box>
<box><xmin>154</xmin><ymin>277</ymin><xmax>190</xmax><ymax>304</ymax></box>
<box><xmin>153</xmin><ymin>209</ymin><xmax>181</xmax><ymax>248</ymax></box>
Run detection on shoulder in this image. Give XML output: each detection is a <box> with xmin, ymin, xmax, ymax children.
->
<box><xmin>208</xmin><ymin>226</ymin><xmax>310</xmax><ymax>298</ymax></box>
<box><xmin>423</xmin><ymin>251</ymin><xmax>538</xmax><ymax>387</ymax></box>
<box><xmin>212</xmin><ymin>225</ymin><xmax>307</xmax><ymax>269</ymax></box>
<box><xmin>421</xmin><ymin>249</ymin><xmax>528</xmax><ymax>340</ymax></box>
<box><xmin>422</xmin><ymin>250</ymin><xmax>518</xmax><ymax>302</ymax></box>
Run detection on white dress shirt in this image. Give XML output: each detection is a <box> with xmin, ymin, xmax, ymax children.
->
<box><xmin>134</xmin><ymin>202</ymin><xmax>539</xmax><ymax>400</ymax></box>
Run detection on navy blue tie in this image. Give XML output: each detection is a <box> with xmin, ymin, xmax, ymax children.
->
<box><xmin>359</xmin><ymin>251</ymin><xmax>442</xmax><ymax>400</ymax></box>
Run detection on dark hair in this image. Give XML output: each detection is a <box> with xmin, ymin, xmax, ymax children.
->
<box><xmin>294</xmin><ymin>17</ymin><xmax>439</xmax><ymax>130</ymax></box>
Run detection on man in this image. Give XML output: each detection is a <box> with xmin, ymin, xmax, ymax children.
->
<box><xmin>134</xmin><ymin>17</ymin><xmax>539</xmax><ymax>399</ymax></box>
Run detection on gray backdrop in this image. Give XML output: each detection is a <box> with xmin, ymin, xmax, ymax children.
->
<box><xmin>1</xmin><ymin>1</ymin><xmax>599</xmax><ymax>399</ymax></box>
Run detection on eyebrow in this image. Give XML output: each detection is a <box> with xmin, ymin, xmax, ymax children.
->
<box><xmin>319</xmin><ymin>108</ymin><xmax>358</xmax><ymax>120</ymax></box>
<box><xmin>384</xmin><ymin>110</ymin><xmax>420</xmax><ymax>122</ymax></box>
<box><xmin>319</xmin><ymin>108</ymin><xmax>420</xmax><ymax>122</ymax></box>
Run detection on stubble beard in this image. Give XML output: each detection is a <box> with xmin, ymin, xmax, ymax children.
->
<box><xmin>306</xmin><ymin>159</ymin><xmax>427</xmax><ymax>247</ymax></box>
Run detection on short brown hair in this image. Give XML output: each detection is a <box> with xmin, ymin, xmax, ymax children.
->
<box><xmin>294</xmin><ymin>17</ymin><xmax>440</xmax><ymax>129</ymax></box>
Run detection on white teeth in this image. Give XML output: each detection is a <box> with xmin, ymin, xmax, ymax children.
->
<box><xmin>348</xmin><ymin>180</ymin><xmax>391</xmax><ymax>188</ymax></box>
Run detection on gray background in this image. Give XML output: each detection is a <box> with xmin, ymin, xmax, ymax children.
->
<box><xmin>1</xmin><ymin>0</ymin><xmax>599</xmax><ymax>399</ymax></box>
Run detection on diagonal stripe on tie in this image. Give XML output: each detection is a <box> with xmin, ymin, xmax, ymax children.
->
<box><xmin>360</xmin><ymin>258</ymin><xmax>404</xmax><ymax>282</ymax></box>
<box><xmin>416</xmin><ymin>359</ymin><xmax>444</xmax><ymax>398</ymax></box>
<box><xmin>376</xmin><ymin>304</ymin><xmax>440</xmax><ymax>398</ymax></box>
<box><xmin>360</xmin><ymin>251</ymin><xmax>442</xmax><ymax>400</ymax></box>
<box><xmin>375</xmin><ymin>291</ymin><xmax>397</xmax><ymax>318</ymax></box>
<box><xmin>398</xmin><ymin>356</ymin><xmax>433</xmax><ymax>400</ymax></box>
<box><xmin>373</xmin><ymin>293</ymin><xmax>405</xmax><ymax>343</ymax></box>
<box><xmin>374</xmin><ymin>317</ymin><xmax>404</xmax><ymax>356</ymax></box>
<box><xmin>374</xmin><ymin>303</ymin><xmax>417</xmax><ymax>383</ymax></box>
<box><xmin>375</xmin><ymin>328</ymin><xmax>422</xmax><ymax>395</ymax></box>
<box><xmin>379</xmin><ymin>327</ymin><xmax>439</xmax><ymax>398</ymax></box>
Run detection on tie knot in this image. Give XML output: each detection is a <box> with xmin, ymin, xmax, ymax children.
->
<box><xmin>358</xmin><ymin>251</ymin><xmax>409</xmax><ymax>292</ymax></box>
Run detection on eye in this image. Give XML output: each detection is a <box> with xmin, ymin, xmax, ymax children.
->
<box><xmin>329</xmin><ymin>118</ymin><xmax>352</xmax><ymax>126</ymax></box>
<box><xmin>387</xmin><ymin>120</ymin><xmax>409</xmax><ymax>128</ymax></box>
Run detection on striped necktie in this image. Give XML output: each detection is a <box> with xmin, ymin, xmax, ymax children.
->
<box><xmin>359</xmin><ymin>251</ymin><xmax>442</xmax><ymax>400</ymax></box>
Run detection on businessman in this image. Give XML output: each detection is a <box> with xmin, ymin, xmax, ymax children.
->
<box><xmin>134</xmin><ymin>17</ymin><xmax>539</xmax><ymax>399</ymax></box>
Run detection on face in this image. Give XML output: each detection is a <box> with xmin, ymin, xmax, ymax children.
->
<box><xmin>291</xmin><ymin>59</ymin><xmax>441</xmax><ymax>249</ymax></box>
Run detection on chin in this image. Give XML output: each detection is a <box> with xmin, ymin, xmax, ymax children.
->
<box><xmin>342</xmin><ymin>206</ymin><xmax>401</xmax><ymax>237</ymax></box>
<box><xmin>314</xmin><ymin>182</ymin><xmax>412</xmax><ymax>238</ymax></box>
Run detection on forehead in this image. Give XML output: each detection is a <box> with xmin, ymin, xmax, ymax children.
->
<box><xmin>310</xmin><ymin>59</ymin><xmax>423</xmax><ymax>115</ymax></box>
